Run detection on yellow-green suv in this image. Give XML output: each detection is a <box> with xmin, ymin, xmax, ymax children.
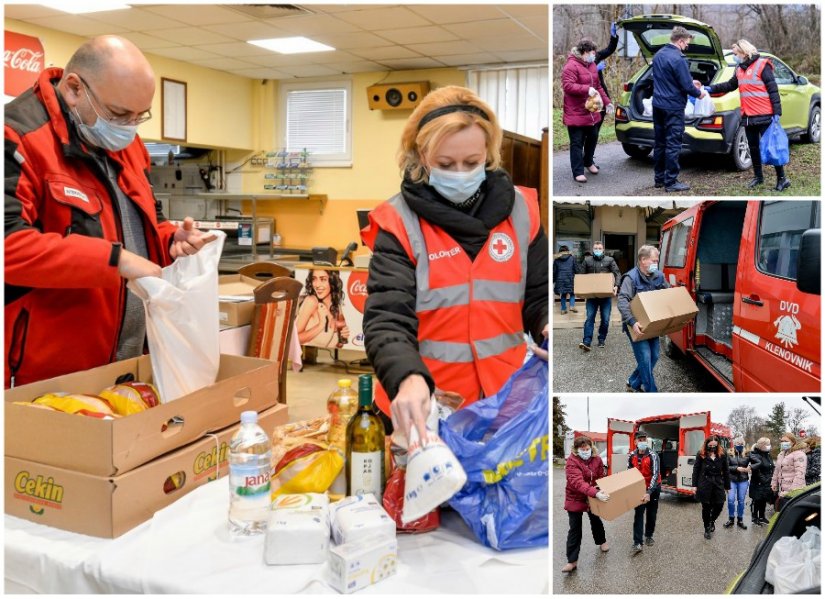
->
<box><xmin>614</xmin><ymin>14</ymin><xmax>821</xmax><ymax>170</ymax></box>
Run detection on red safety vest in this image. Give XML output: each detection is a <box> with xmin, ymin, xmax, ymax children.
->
<box><xmin>737</xmin><ymin>58</ymin><xmax>773</xmax><ymax>117</ymax></box>
<box><xmin>362</xmin><ymin>186</ymin><xmax>540</xmax><ymax>416</ymax></box>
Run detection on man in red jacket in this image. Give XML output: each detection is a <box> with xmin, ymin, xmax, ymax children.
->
<box><xmin>627</xmin><ymin>431</ymin><xmax>662</xmax><ymax>553</ymax></box>
<box><xmin>5</xmin><ymin>35</ymin><xmax>215</xmax><ymax>387</ymax></box>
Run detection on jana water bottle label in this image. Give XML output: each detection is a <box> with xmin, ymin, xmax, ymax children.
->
<box><xmin>229</xmin><ymin>464</ymin><xmax>271</xmax><ymax>497</ymax></box>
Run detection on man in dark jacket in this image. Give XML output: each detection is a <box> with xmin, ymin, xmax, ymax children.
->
<box><xmin>593</xmin><ymin>23</ymin><xmax>620</xmax><ymax>147</ymax></box>
<box><xmin>553</xmin><ymin>245</ymin><xmax>578</xmax><ymax>314</ymax></box>
<box><xmin>628</xmin><ymin>432</ymin><xmax>661</xmax><ymax>552</ymax></box>
<box><xmin>651</xmin><ymin>26</ymin><xmax>706</xmax><ymax>192</ymax></box>
<box><xmin>579</xmin><ymin>240</ymin><xmax>620</xmax><ymax>350</ymax></box>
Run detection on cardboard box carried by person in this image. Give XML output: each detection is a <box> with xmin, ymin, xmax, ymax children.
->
<box><xmin>5</xmin><ymin>403</ymin><xmax>287</xmax><ymax>538</ymax></box>
<box><xmin>5</xmin><ymin>354</ymin><xmax>280</xmax><ymax>477</ymax></box>
<box><xmin>629</xmin><ymin>286</ymin><xmax>698</xmax><ymax>341</ymax></box>
<box><xmin>218</xmin><ymin>274</ymin><xmax>261</xmax><ymax>326</ymax></box>
<box><xmin>588</xmin><ymin>467</ymin><xmax>646</xmax><ymax>521</ymax></box>
<box><xmin>574</xmin><ymin>273</ymin><xmax>615</xmax><ymax>299</ymax></box>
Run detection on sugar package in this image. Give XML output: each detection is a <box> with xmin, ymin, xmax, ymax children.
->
<box><xmin>327</xmin><ymin>534</ymin><xmax>398</xmax><ymax>594</ymax></box>
<box><xmin>264</xmin><ymin>493</ymin><xmax>329</xmax><ymax>565</ymax></box>
<box><xmin>330</xmin><ymin>493</ymin><xmax>396</xmax><ymax>545</ymax></box>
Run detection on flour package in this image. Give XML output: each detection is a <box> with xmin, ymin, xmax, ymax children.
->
<box><xmin>330</xmin><ymin>494</ymin><xmax>395</xmax><ymax>545</ymax></box>
<box><xmin>265</xmin><ymin>493</ymin><xmax>330</xmax><ymax>565</ymax></box>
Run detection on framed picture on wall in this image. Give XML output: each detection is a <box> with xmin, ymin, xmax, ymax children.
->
<box><xmin>161</xmin><ymin>77</ymin><xmax>186</xmax><ymax>142</ymax></box>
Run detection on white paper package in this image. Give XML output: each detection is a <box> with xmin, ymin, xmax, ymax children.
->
<box><xmin>329</xmin><ymin>494</ymin><xmax>395</xmax><ymax>546</ymax></box>
<box><xmin>326</xmin><ymin>534</ymin><xmax>398</xmax><ymax>594</ymax></box>
<box><xmin>264</xmin><ymin>493</ymin><xmax>330</xmax><ymax>565</ymax></box>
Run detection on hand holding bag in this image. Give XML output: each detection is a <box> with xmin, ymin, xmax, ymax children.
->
<box><xmin>760</xmin><ymin>115</ymin><xmax>790</xmax><ymax>166</ymax></box>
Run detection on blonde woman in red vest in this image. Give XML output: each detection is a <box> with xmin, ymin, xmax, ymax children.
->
<box><xmin>705</xmin><ymin>39</ymin><xmax>790</xmax><ymax>191</ymax></box>
<box><xmin>360</xmin><ymin>86</ymin><xmax>549</xmax><ymax>442</ymax></box>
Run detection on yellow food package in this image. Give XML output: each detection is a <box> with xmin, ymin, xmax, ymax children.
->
<box><xmin>98</xmin><ymin>382</ymin><xmax>160</xmax><ymax>416</ymax></box>
<box><xmin>31</xmin><ymin>393</ymin><xmax>117</xmax><ymax>419</ymax></box>
<box><xmin>271</xmin><ymin>449</ymin><xmax>344</xmax><ymax>498</ymax></box>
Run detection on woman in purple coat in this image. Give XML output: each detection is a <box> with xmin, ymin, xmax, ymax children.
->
<box><xmin>562</xmin><ymin>39</ymin><xmax>612</xmax><ymax>183</ymax></box>
<box><xmin>563</xmin><ymin>435</ymin><xmax>611</xmax><ymax>573</ymax></box>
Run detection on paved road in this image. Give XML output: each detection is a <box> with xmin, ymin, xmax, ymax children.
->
<box><xmin>552</xmin><ymin>326</ymin><xmax>725</xmax><ymax>393</ymax></box>
<box><xmin>552</xmin><ymin>466</ymin><xmax>768</xmax><ymax>594</ymax></box>
<box><xmin>553</xmin><ymin>141</ymin><xmax>725</xmax><ymax>197</ymax></box>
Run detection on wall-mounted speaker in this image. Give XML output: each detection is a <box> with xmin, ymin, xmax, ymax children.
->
<box><xmin>367</xmin><ymin>81</ymin><xmax>431</xmax><ymax>110</ymax></box>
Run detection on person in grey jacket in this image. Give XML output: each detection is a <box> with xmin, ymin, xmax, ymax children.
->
<box><xmin>618</xmin><ymin>245</ymin><xmax>669</xmax><ymax>392</ymax></box>
<box><xmin>579</xmin><ymin>240</ymin><xmax>621</xmax><ymax>350</ymax></box>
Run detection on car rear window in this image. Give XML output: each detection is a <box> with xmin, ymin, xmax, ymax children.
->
<box><xmin>640</xmin><ymin>28</ymin><xmax>715</xmax><ymax>54</ymax></box>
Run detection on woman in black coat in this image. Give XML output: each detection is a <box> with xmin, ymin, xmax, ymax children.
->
<box><xmin>748</xmin><ymin>437</ymin><xmax>775</xmax><ymax>526</ymax></box>
<box><xmin>692</xmin><ymin>436</ymin><xmax>731</xmax><ymax>539</ymax></box>
<box><xmin>553</xmin><ymin>245</ymin><xmax>578</xmax><ymax>314</ymax></box>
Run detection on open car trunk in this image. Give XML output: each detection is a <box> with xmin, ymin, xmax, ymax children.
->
<box><xmin>628</xmin><ymin>59</ymin><xmax>722</xmax><ymax>122</ymax></box>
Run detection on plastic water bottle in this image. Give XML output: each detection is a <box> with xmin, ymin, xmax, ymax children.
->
<box><xmin>228</xmin><ymin>410</ymin><xmax>272</xmax><ymax>536</ymax></box>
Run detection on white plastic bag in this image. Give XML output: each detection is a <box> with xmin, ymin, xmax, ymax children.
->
<box><xmin>766</xmin><ymin>527</ymin><xmax>821</xmax><ymax>594</ymax></box>
<box><xmin>642</xmin><ymin>98</ymin><xmax>653</xmax><ymax>117</ymax></box>
<box><xmin>693</xmin><ymin>92</ymin><xmax>715</xmax><ymax>117</ymax></box>
<box><xmin>129</xmin><ymin>231</ymin><xmax>226</xmax><ymax>401</ymax></box>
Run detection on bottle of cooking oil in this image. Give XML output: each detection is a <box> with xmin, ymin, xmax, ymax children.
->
<box><xmin>346</xmin><ymin>374</ymin><xmax>386</xmax><ymax>501</ymax></box>
<box><xmin>327</xmin><ymin>378</ymin><xmax>358</xmax><ymax>500</ymax></box>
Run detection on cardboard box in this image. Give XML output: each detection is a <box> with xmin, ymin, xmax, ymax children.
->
<box><xmin>5</xmin><ymin>354</ymin><xmax>280</xmax><ymax>477</ymax></box>
<box><xmin>629</xmin><ymin>286</ymin><xmax>699</xmax><ymax>341</ymax></box>
<box><xmin>574</xmin><ymin>273</ymin><xmax>615</xmax><ymax>298</ymax></box>
<box><xmin>218</xmin><ymin>274</ymin><xmax>260</xmax><ymax>326</ymax></box>
<box><xmin>5</xmin><ymin>403</ymin><xmax>287</xmax><ymax>538</ymax></box>
<box><xmin>588</xmin><ymin>467</ymin><xmax>646</xmax><ymax>521</ymax></box>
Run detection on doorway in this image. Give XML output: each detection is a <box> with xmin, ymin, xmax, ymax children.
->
<box><xmin>604</xmin><ymin>233</ymin><xmax>636</xmax><ymax>274</ymax></box>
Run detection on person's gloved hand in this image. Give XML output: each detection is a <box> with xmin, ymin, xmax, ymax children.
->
<box><xmin>588</xmin><ymin>86</ymin><xmax>598</xmax><ymax>97</ymax></box>
<box><xmin>596</xmin><ymin>491</ymin><xmax>610</xmax><ymax>502</ymax></box>
<box><xmin>605</xmin><ymin>103</ymin><xmax>615</xmax><ymax>116</ymax></box>
<box><xmin>597</xmin><ymin>61</ymin><xmax>606</xmax><ymax>72</ymax></box>
<box><xmin>610</xmin><ymin>21</ymin><xmax>618</xmax><ymax>36</ymax></box>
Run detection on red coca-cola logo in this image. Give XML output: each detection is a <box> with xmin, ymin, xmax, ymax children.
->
<box><xmin>4</xmin><ymin>31</ymin><xmax>44</xmax><ymax>98</ymax></box>
<box><xmin>347</xmin><ymin>271</ymin><xmax>369</xmax><ymax>314</ymax></box>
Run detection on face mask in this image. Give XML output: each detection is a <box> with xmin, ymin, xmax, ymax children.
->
<box><xmin>764</xmin><ymin>444</ymin><xmax>771</xmax><ymax>452</ymax></box>
<box><xmin>584</xmin><ymin>53</ymin><xmax>596</xmax><ymax>64</ymax></box>
<box><xmin>708</xmin><ymin>444</ymin><xmax>718</xmax><ymax>451</ymax></box>
<box><xmin>733</xmin><ymin>55</ymin><xmax>743</xmax><ymax>65</ymax></box>
<box><xmin>578</xmin><ymin>449</ymin><xmax>592</xmax><ymax>460</ymax></box>
<box><xmin>647</xmin><ymin>262</ymin><xmax>658</xmax><ymax>274</ymax></box>
<box><xmin>637</xmin><ymin>441</ymin><xmax>648</xmax><ymax>451</ymax></box>
<box><xmin>735</xmin><ymin>445</ymin><xmax>744</xmax><ymax>452</ymax></box>
<box><xmin>780</xmin><ymin>441</ymin><xmax>791</xmax><ymax>451</ymax></box>
<box><xmin>593</xmin><ymin>250</ymin><xmax>603</xmax><ymax>258</ymax></box>
<box><xmin>73</xmin><ymin>107</ymin><xmax>137</xmax><ymax>152</ymax></box>
<box><xmin>428</xmin><ymin>164</ymin><xmax>486</xmax><ymax>204</ymax></box>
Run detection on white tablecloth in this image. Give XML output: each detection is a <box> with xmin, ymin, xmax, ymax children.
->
<box><xmin>5</xmin><ymin>479</ymin><xmax>548</xmax><ymax>594</ymax></box>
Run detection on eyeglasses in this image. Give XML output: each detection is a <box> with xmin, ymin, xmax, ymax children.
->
<box><xmin>76</xmin><ymin>74</ymin><xmax>152</xmax><ymax>126</ymax></box>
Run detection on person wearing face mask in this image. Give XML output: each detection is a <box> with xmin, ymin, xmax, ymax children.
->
<box><xmin>651</xmin><ymin>26</ymin><xmax>707</xmax><ymax>192</ymax></box>
<box><xmin>704</xmin><ymin>40</ymin><xmax>789</xmax><ymax>191</ymax></box>
<box><xmin>553</xmin><ymin>244</ymin><xmax>578</xmax><ymax>315</ymax></box>
<box><xmin>4</xmin><ymin>35</ymin><xmax>215</xmax><ymax>387</ymax></box>
<box><xmin>747</xmin><ymin>437</ymin><xmax>775</xmax><ymax>526</ymax></box>
<box><xmin>361</xmin><ymin>86</ymin><xmax>548</xmax><ymax>444</ymax></box>
<box><xmin>563</xmin><ymin>436</ymin><xmax>610</xmax><ymax>573</ymax></box>
<box><xmin>771</xmin><ymin>432</ymin><xmax>808</xmax><ymax>511</ymax></box>
<box><xmin>724</xmin><ymin>436</ymin><xmax>751</xmax><ymax>530</ymax></box>
<box><xmin>579</xmin><ymin>240</ymin><xmax>621</xmax><ymax>351</ymax></box>
<box><xmin>562</xmin><ymin>38</ymin><xmax>612</xmax><ymax>183</ymax></box>
<box><xmin>617</xmin><ymin>246</ymin><xmax>669</xmax><ymax>392</ymax></box>
<box><xmin>692</xmin><ymin>435</ymin><xmax>731</xmax><ymax>539</ymax></box>
<box><xmin>627</xmin><ymin>432</ymin><xmax>661</xmax><ymax>553</ymax></box>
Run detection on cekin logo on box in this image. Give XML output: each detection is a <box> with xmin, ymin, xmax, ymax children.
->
<box><xmin>193</xmin><ymin>442</ymin><xmax>230</xmax><ymax>482</ymax></box>
<box><xmin>14</xmin><ymin>471</ymin><xmax>64</xmax><ymax>515</ymax></box>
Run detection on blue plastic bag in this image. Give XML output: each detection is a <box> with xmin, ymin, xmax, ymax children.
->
<box><xmin>438</xmin><ymin>343</ymin><xmax>548</xmax><ymax>550</ymax></box>
<box><xmin>760</xmin><ymin>115</ymin><xmax>789</xmax><ymax>166</ymax></box>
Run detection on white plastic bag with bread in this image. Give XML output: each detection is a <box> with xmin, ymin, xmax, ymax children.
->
<box><xmin>128</xmin><ymin>231</ymin><xmax>226</xmax><ymax>401</ymax></box>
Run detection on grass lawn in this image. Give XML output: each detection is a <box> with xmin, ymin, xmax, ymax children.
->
<box><xmin>552</xmin><ymin>108</ymin><xmax>616</xmax><ymax>151</ymax></box>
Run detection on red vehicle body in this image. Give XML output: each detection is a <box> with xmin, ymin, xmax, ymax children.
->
<box><xmin>659</xmin><ymin>200</ymin><xmax>821</xmax><ymax>392</ymax></box>
<box><xmin>607</xmin><ymin>412</ymin><xmax>732</xmax><ymax>496</ymax></box>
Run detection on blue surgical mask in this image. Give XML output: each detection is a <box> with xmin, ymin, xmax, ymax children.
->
<box><xmin>764</xmin><ymin>444</ymin><xmax>771</xmax><ymax>452</ymax></box>
<box><xmin>637</xmin><ymin>441</ymin><xmax>648</xmax><ymax>451</ymax></box>
<box><xmin>73</xmin><ymin>107</ymin><xmax>137</xmax><ymax>152</ymax></box>
<box><xmin>733</xmin><ymin>55</ymin><xmax>743</xmax><ymax>65</ymax></box>
<box><xmin>647</xmin><ymin>262</ymin><xmax>658</xmax><ymax>274</ymax></box>
<box><xmin>593</xmin><ymin>250</ymin><xmax>604</xmax><ymax>258</ymax></box>
<box><xmin>578</xmin><ymin>449</ymin><xmax>592</xmax><ymax>460</ymax></box>
<box><xmin>585</xmin><ymin>54</ymin><xmax>596</xmax><ymax>64</ymax></box>
<box><xmin>780</xmin><ymin>441</ymin><xmax>791</xmax><ymax>451</ymax></box>
<box><xmin>428</xmin><ymin>164</ymin><xmax>486</xmax><ymax>205</ymax></box>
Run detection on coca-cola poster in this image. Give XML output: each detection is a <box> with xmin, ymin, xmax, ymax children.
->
<box><xmin>294</xmin><ymin>267</ymin><xmax>367</xmax><ymax>351</ymax></box>
<box><xmin>5</xmin><ymin>31</ymin><xmax>44</xmax><ymax>98</ymax></box>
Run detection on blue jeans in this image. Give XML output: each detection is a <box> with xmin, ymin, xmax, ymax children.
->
<box><xmin>625</xmin><ymin>329</ymin><xmax>660</xmax><ymax>392</ymax></box>
<box><xmin>728</xmin><ymin>481</ymin><xmax>749</xmax><ymax>519</ymax></box>
<box><xmin>583</xmin><ymin>297</ymin><xmax>612</xmax><ymax>346</ymax></box>
<box><xmin>560</xmin><ymin>293</ymin><xmax>576</xmax><ymax>311</ymax></box>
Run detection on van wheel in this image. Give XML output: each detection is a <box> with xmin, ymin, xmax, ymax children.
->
<box><xmin>662</xmin><ymin>335</ymin><xmax>683</xmax><ymax>359</ymax></box>
<box><xmin>731</xmin><ymin>126</ymin><xmax>752</xmax><ymax>171</ymax></box>
<box><xmin>622</xmin><ymin>143</ymin><xmax>652</xmax><ymax>159</ymax></box>
<box><xmin>803</xmin><ymin>105</ymin><xmax>821</xmax><ymax>143</ymax></box>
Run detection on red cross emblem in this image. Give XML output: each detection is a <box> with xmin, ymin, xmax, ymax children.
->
<box><xmin>488</xmin><ymin>232</ymin><xmax>514</xmax><ymax>262</ymax></box>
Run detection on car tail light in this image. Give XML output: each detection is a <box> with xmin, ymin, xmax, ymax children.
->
<box><xmin>709</xmin><ymin>91</ymin><xmax>725</xmax><ymax>98</ymax></box>
<box><xmin>615</xmin><ymin>107</ymin><xmax>629</xmax><ymax>122</ymax></box>
<box><xmin>623</xmin><ymin>82</ymin><xmax>634</xmax><ymax>92</ymax></box>
<box><xmin>697</xmin><ymin>115</ymin><xmax>724</xmax><ymax>131</ymax></box>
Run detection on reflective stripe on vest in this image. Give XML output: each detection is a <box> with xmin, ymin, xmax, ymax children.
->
<box><xmin>737</xmin><ymin>58</ymin><xmax>773</xmax><ymax>116</ymax></box>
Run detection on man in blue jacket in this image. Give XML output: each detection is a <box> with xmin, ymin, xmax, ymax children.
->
<box><xmin>652</xmin><ymin>26</ymin><xmax>707</xmax><ymax>192</ymax></box>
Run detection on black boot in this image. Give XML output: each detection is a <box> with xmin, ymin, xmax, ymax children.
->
<box><xmin>711</xmin><ymin>521</ymin><xmax>716</xmax><ymax>532</ymax></box>
<box><xmin>723</xmin><ymin>517</ymin><xmax>735</xmax><ymax>528</ymax></box>
<box><xmin>737</xmin><ymin>518</ymin><xmax>748</xmax><ymax>530</ymax></box>
<box><xmin>775</xmin><ymin>166</ymin><xmax>790</xmax><ymax>191</ymax></box>
<box><xmin>704</xmin><ymin>526</ymin><xmax>712</xmax><ymax>539</ymax></box>
<box><xmin>748</xmin><ymin>164</ymin><xmax>764</xmax><ymax>188</ymax></box>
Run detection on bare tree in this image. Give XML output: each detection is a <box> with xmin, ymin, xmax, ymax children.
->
<box><xmin>726</xmin><ymin>405</ymin><xmax>766</xmax><ymax>443</ymax></box>
<box><xmin>787</xmin><ymin>407</ymin><xmax>813</xmax><ymax>436</ymax></box>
